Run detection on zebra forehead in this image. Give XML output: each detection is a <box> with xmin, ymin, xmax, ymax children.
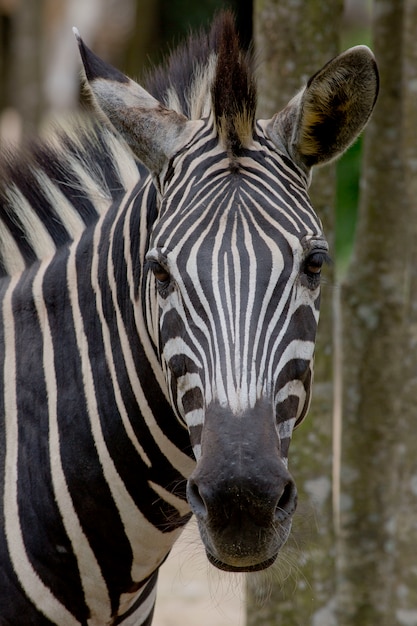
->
<box><xmin>151</xmin><ymin>167</ymin><xmax>321</xmax><ymax>257</ymax></box>
<box><xmin>151</xmin><ymin>147</ymin><xmax>319</xmax><ymax>243</ymax></box>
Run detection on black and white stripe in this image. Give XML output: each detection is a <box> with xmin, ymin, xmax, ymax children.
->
<box><xmin>147</xmin><ymin>134</ymin><xmax>323</xmax><ymax>459</ymax></box>
<box><xmin>0</xmin><ymin>11</ymin><xmax>378</xmax><ymax>624</ymax></box>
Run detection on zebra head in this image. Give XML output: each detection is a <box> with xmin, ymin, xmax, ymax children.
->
<box><xmin>76</xmin><ymin>17</ymin><xmax>378</xmax><ymax>572</ymax></box>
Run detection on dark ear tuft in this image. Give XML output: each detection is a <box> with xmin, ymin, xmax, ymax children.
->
<box><xmin>73</xmin><ymin>28</ymin><xmax>128</xmax><ymax>84</ymax></box>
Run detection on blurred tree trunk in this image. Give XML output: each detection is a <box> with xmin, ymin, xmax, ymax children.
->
<box><xmin>247</xmin><ymin>1</ymin><xmax>342</xmax><ymax>624</ymax></box>
<box><xmin>398</xmin><ymin>2</ymin><xmax>417</xmax><ymax>620</ymax></box>
<box><xmin>0</xmin><ymin>12</ymin><xmax>6</xmax><ymax>113</ymax></box>
<box><xmin>337</xmin><ymin>0</ymin><xmax>417</xmax><ymax>624</ymax></box>
<box><xmin>8</xmin><ymin>0</ymin><xmax>43</xmax><ymax>134</ymax></box>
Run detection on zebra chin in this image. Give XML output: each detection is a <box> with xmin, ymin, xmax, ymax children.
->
<box><xmin>206</xmin><ymin>551</ymin><xmax>279</xmax><ymax>573</ymax></box>
<box><xmin>201</xmin><ymin>520</ymin><xmax>293</xmax><ymax>573</ymax></box>
<box><xmin>186</xmin><ymin>400</ymin><xmax>297</xmax><ymax>572</ymax></box>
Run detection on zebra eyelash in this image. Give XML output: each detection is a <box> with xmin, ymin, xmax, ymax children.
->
<box><xmin>305</xmin><ymin>249</ymin><xmax>332</xmax><ymax>269</ymax></box>
<box><xmin>146</xmin><ymin>259</ymin><xmax>175</xmax><ymax>298</ymax></box>
<box><xmin>302</xmin><ymin>249</ymin><xmax>332</xmax><ymax>289</ymax></box>
<box><xmin>148</xmin><ymin>260</ymin><xmax>170</xmax><ymax>283</ymax></box>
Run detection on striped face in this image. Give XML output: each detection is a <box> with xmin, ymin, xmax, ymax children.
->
<box><xmin>147</xmin><ymin>126</ymin><xmax>326</xmax><ymax>456</ymax></box>
<box><xmin>146</xmin><ymin>126</ymin><xmax>328</xmax><ymax>571</ymax></box>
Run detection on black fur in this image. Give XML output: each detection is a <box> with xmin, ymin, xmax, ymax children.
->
<box><xmin>76</xmin><ymin>35</ymin><xmax>129</xmax><ymax>84</ymax></box>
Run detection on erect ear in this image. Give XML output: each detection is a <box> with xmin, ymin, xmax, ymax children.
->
<box><xmin>263</xmin><ymin>46</ymin><xmax>379</xmax><ymax>169</ymax></box>
<box><xmin>73</xmin><ymin>29</ymin><xmax>198</xmax><ymax>174</ymax></box>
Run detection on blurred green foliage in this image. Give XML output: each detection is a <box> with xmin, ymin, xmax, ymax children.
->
<box><xmin>151</xmin><ymin>0</ymin><xmax>252</xmax><ymax>65</ymax></box>
<box><xmin>336</xmin><ymin>137</ymin><xmax>362</xmax><ymax>272</ymax></box>
<box><xmin>160</xmin><ymin>0</ymin><xmax>252</xmax><ymax>46</ymax></box>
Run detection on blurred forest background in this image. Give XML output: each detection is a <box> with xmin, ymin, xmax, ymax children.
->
<box><xmin>2</xmin><ymin>1</ymin><xmax>417</xmax><ymax>626</ymax></box>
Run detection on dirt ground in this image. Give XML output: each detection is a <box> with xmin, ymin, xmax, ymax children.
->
<box><xmin>153</xmin><ymin>519</ymin><xmax>246</xmax><ymax>626</ymax></box>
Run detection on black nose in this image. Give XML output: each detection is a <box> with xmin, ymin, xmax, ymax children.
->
<box><xmin>186</xmin><ymin>460</ymin><xmax>297</xmax><ymax>571</ymax></box>
<box><xmin>187</xmin><ymin>463</ymin><xmax>297</xmax><ymax>526</ymax></box>
<box><xmin>274</xmin><ymin>477</ymin><xmax>298</xmax><ymax>523</ymax></box>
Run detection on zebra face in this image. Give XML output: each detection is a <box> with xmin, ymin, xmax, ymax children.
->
<box><xmin>78</xmin><ymin>27</ymin><xmax>378</xmax><ymax>573</ymax></box>
<box><xmin>146</xmin><ymin>142</ymin><xmax>327</xmax><ymax>571</ymax></box>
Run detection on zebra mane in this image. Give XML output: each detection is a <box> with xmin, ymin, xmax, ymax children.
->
<box><xmin>145</xmin><ymin>11</ymin><xmax>257</xmax><ymax>154</ymax></box>
<box><xmin>0</xmin><ymin>12</ymin><xmax>255</xmax><ymax>277</ymax></box>
<box><xmin>0</xmin><ymin>121</ymin><xmax>141</xmax><ymax>277</ymax></box>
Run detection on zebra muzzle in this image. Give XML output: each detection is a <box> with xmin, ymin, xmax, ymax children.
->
<box><xmin>186</xmin><ymin>400</ymin><xmax>298</xmax><ymax>572</ymax></box>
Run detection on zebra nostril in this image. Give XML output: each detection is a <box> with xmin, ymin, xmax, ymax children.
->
<box><xmin>187</xmin><ymin>479</ymin><xmax>208</xmax><ymax>519</ymax></box>
<box><xmin>275</xmin><ymin>481</ymin><xmax>298</xmax><ymax>523</ymax></box>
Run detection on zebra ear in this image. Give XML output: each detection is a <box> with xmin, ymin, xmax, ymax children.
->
<box><xmin>266</xmin><ymin>46</ymin><xmax>379</xmax><ymax>169</ymax></box>
<box><xmin>74</xmin><ymin>30</ymin><xmax>196</xmax><ymax>173</ymax></box>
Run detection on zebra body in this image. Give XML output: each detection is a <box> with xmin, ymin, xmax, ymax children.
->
<box><xmin>0</xmin><ymin>148</ymin><xmax>198</xmax><ymax>622</ymax></box>
<box><xmin>0</xmin><ymin>13</ymin><xmax>378</xmax><ymax>625</ymax></box>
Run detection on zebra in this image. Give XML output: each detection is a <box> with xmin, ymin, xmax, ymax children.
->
<box><xmin>0</xmin><ymin>12</ymin><xmax>378</xmax><ymax>626</ymax></box>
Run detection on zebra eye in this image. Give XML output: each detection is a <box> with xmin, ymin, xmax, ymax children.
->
<box><xmin>303</xmin><ymin>250</ymin><xmax>330</xmax><ymax>286</ymax></box>
<box><xmin>149</xmin><ymin>261</ymin><xmax>170</xmax><ymax>285</ymax></box>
